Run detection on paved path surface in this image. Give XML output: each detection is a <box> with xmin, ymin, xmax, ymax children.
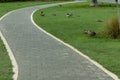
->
<box><xmin>0</xmin><ymin>1</ymin><xmax>116</xmax><ymax>80</ymax></box>
<box><xmin>98</xmin><ymin>0</ymin><xmax>118</xmax><ymax>3</ymax></box>
<box><xmin>77</xmin><ymin>0</ymin><xmax>120</xmax><ymax>3</ymax></box>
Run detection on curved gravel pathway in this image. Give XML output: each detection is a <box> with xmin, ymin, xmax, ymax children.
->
<box><xmin>0</xmin><ymin>1</ymin><xmax>119</xmax><ymax>80</ymax></box>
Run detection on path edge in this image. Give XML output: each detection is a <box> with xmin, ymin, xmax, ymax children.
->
<box><xmin>0</xmin><ymin>11</ymin><xmax>18</xmax><ymax>80</ymax></box>
<box><xmin>31</xmin><ymin>9</ymin><xmax>120</xmax><ymax>80</ymax></box>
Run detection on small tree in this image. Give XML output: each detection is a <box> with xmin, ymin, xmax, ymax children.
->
<box><xmin>90</xmin><ymin>0</ymin><xmax>98</xmax><ymax>7</ymax></box>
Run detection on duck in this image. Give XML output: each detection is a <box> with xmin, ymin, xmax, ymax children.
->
<box><xmin>84</xmin><ymin>30</ymin><xmax>96</xmax><ymax>36</ymax></box>
<box><xmin>40</xmin><ymin>11</ymin><xmax>45</xmax><ymax>16</ymax></box>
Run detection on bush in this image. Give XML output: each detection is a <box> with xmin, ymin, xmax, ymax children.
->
<box><xmin>100</xmin><ymin>16</ymin><xmax>120</xmax><ymax>39</ymax></box>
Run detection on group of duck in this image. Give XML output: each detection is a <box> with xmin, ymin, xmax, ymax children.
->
<box><xmin>40</xmin><ymin>11</ymin><xmax>96</xmax><ymax>37</ymax></box>
<box><xmin>40</xmin><ymin>11</ymin><xmax>78</xmax><ymax>18</ymax></box>
<box><xmin>39</xmin><ymin>4</ymin><xmax>99</xmax><ymax>37</ymax></box>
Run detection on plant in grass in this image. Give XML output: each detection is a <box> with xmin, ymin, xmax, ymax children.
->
<box><xmin>100</xmin><ymin>16</ymin><xmax>120</xmax><ymax>39</ymax></box>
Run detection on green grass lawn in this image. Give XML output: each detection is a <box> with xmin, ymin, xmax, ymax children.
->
<box><xmin>0</xmin><ymin>1</ymin><xmax>59</xmax><ymax>80</ymax></box>
<box><xmin>33</xmin><ymin>2</ymin><xmax>120</xmax><ymax>78</ymax></box>
<box><xmin>0</xmin><ymin>39</ymin><xmax>13</xmax><ymax>80</ymax></box>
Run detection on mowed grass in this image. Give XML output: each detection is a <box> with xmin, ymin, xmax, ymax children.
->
<box><xmin>33</xmin><ymin>2</ymin><xmax>120</xmax><ymax>78</ymax></box>
<box><xmin>0</xmin><ymin>39</ymin><xmax>13</xmax><ymax>80</ymax></box>
<box><xmin>0</xmin><ymin>1</ymin><xmax>58</xmax><ymax>80</ymax></box>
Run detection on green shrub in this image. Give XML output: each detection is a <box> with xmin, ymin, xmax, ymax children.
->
<box><xmin>100</xmin><ymin>16</ymin><xmax>120</xmax><ymax>39</ymax></box>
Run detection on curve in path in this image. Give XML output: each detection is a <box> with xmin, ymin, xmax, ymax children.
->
<box><xmin>0</xmin><ymin>1</ymin><xmax>119</xmax><ymax>80</ymax></box>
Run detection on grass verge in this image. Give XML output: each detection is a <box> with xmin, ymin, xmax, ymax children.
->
<box><xmin>0</xmin><ymin>1</ymin><xmax>59</xmax><ymax>80</ymax></box>
<box><xmin>33</xmin><ymin>2</ymin><xmax>120</xmax><ymax>78</ymax></box>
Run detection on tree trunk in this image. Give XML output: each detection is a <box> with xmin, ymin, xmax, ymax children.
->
<box><xmin>90</xmin><ymin>0</ymin><xmax>98</xmax><ymax>7</ymax></box>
